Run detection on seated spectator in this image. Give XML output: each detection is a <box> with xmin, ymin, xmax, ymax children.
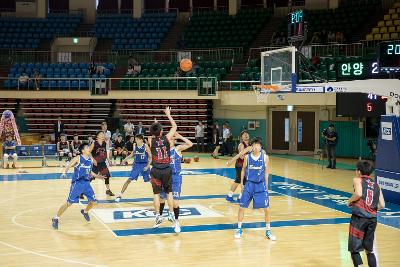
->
<box><xmin>88</xmin><ymin>63</ymin><xmax>96</xmax><ymax>75</ymax></box>
<box><xmin>327</xmin><ymin>31</ymin><xmax>336</xmax><ymax>43</ymax></box>
<box><xmin>124</xmin><ymin>121</ymin><xmax>134</xmax><ymax>140</ymax></box>
<box><xmin>127</xmin><ymin>65</ymin><xmax>135</xmax><ymax>76</ymax></box>
<box><xmin>310</xmin><ymin>32</ymin><xmax>321</xmax><ymax>44</ymax></box>
<box><xmin>96</xmin><ymin>65</ymin><xmax>105</xmax><ymax>75</ymax></box>
<box><xmin>3</xmin><ymin>135</ymin><xmax>18</xmax><ymax>169</ymax></box>
<box><xmin>57</xmin><ymin>134</ymin><xmax>72</xmax><ymax>166</ymax></box>
<box><xmin>33</xmin><ymin>70</ymin><xmax>41</xmax><ymax>91</ymax></box>
<box><xmin>70</xmin><ymin>134</ymin><xmax>82</xmax><ymax>157</ymax></box>
<box><xmin>112</xmin><ymin>128</ymin><xmax>121</xmax><ymax>142</ymax></box>
<box><xmin>113</xmin><ymin>134</ymin><xmax>127</xmax><ymax>165</ymax></box>
<box><xmin>124</xmin><ymin>135</ymin><xmax>135</xmax><ymax>155</ymax></box>
<box><xmin>18</xmin><ymin>73</ymin><xmax>29</xmax><ymax>89</ymax></box>
<box><xmin>128</xmin><ymin>55</ymin><xmax>141</xmax><ymax>75</ymax></box>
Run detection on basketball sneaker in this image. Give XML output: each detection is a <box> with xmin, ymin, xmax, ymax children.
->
<box><xmin>106</xmin><ymin>189</ymin><xmax>115</xmax><ymax>196</ymax></box>
<box><xmin>266</xmin><ymin>230</ymin><xmax>276</xmax><ymax>241</ymax></box>
<box><xmin>153</xmin><ymin>215</ymin><xmax>164</xmax><ymax>228</ymax></box>
<box><xmin>174</xmin><ymin>220</ymin><xmax>181</xmax><ymax>233</ymax></box>
<box><xmin>52</xmin><ymin>217</ymin><xmax>59</xmax><ymax>230</ymax></box>
<box><xmin>234</xmin><ymin>228</ymin><xmax>243</xmax><ymax>239</ymax></box>
<box><xmin>81</xmin><ymin>209</ymin><xmax>91</xmax><ymax>222</ymax></box>
<box><xmin>168</xmin><ymin>211</ymin><xmax>175</xmax><ymax>222</ymax></box>
<box><xmin>226</xmin><ymin>196</ymin><xmax>235</xmax><ymax>202</ymax></box>
<box><xmin>115</xmin><ymin>196</ymin><xmax>121</xmax><ymax>203</ymax></box>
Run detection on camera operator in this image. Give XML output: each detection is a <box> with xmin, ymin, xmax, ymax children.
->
<box><xmin>322</xmin><ymin>124</ymin><xmax>338</xmax><ymax>169</ymax></box>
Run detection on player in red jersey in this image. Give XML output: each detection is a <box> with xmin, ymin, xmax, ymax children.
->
<box><xmin>347</xmin><ymin>161</ymin><xmax>385</xmax><ymax>267</ymax></box>
<box><xmin>148</xmin><ymin>107</ymin><xmax>177</xmax><ymax>228</ymax></box>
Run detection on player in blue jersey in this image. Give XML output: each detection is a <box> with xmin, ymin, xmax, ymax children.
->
<box><xmin>52</xmin><ymin>143</ymin><xmax>105</xmax><ymax>230</ymax></box>
<box><xmin>159</xmin><ymin>132</ymin><xmax>193</xmax><ymax>233</ymax></box>
<box><xmin>115</xmin><ymin>134</ymin><xmax>152</xmax><ymax>202</ymax></box>
<box><xmin>234</xmin><ymin>137</ymin><xmax>276</xmax><ymax>240</ymax></box>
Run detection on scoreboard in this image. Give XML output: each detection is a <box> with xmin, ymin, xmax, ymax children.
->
<box><xmin>378</xmin><ymin>41</ymin><xmax>400</xmax><ymax>71</ymax></box>
<box><xmin>336</xmin><ymin>93</ymin><xmax>387</xmax><ymax>117</ymax></box>
<box><xmin>288</xmin><ymin>10</ymin><xmax>305</xmax><ymax>41</ymax></box>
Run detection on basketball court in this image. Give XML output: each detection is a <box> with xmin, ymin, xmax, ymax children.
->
<box><xmin>1</xmin><ymin>155</ymin><xmax>399</xmax><ymax>267</ymax></box>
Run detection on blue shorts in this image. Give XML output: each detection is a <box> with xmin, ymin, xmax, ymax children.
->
<box><xmin>67</xmin><ymin>180</ymin><xmax>97</xmax><ymax>204</ymax></box>
<box><xmin>240</xmin><ymin>181</ymin><xmax>269</xmax><ymax>209</ymax></box>
<box><xmin>129</xmin><ymin>163</ymin><xmax>150</xmax><ymax>182</ymax></box>
<box><xmin>160</xmin><ymin>174</ymin><xmax>182</xmax><ymax>200</ymax></box>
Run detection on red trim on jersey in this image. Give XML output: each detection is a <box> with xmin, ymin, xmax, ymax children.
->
<box><xmin>349</xmin><ymin>226</ymin><xmax>365</xmax><ymax>239</ymax></box>
<box><xmin>353</xmin><ymin>199</ymin><xmax>377</xmax><ymax>215</ymax></box>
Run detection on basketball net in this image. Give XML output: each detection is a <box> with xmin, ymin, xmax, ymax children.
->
<box><xmin>253</xmin><ymin>84</ymin><xmax>281</xmax><ymax>104</ymax></box>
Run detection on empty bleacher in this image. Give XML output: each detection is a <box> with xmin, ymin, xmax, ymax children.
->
<box><xmin>0</xmin><ymin>14</ymin><xmax>81</xmax><ymax>50</ymax></box>
<box><xmin>116</xmin><ymin>99</ymin><xmax>213</xmax><ymax>143</ymax></box>
<box><xmin>20</xmin><ymin>99</ymin><xmax>112</xmax><ymax>137</ymax></box>
<box><xmin>0</xmin><ymin>98</ymin><xmax>18</xmax><ymax>114</ymax></box>
<box><xmin>94</xmin><ymin>13</ymin><xmax>177</xmax><ymax>51</ymax></box>
<box><xmin>366</xmin><ymin>1</ymin><xmax>400</xmax><ymax>41</ymax></box>
<box><xmin>183</xmin><ymin>8</ymin><xmax>271</xmax><ymax>48</ymax></box>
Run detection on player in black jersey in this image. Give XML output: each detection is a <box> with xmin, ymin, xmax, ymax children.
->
<box><xmin>148</xmin><ymin>106</ymin><xmax>177</xmax><ymax>228</ymax></box>
<box><xmin>347</xmin><ymin>161</ymin><xmax>385</xmax><ymax>267</ymax></box>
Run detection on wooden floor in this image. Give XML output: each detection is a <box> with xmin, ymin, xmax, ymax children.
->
<box><xmin>0</xmin><ymin>155</ymin><xmax>399</xmax><ymax>267</ymax></box>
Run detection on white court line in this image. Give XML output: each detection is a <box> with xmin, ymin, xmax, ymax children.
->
<box><xmin>11</xmin><ymin>205</ymin><xmax>109</xmax><ymax>233</ymax></box>
<box><xmin>78</xmin><ymin>202</ymin><xmax>118</xmax><ymax>237</ymax></box>
<box><xmin>0</xmin><ymin>240</ymin><xmax>106</xmax><ymax>267</ymax></box>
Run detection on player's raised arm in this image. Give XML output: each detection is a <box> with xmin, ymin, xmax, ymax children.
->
<box><xmin>61</xmin><ymin>155</ymin><xmax>79</xmax><ymax>177</ymax></box>
<box><xmin>226</xmin><ymin>145</ymin><xmax>253</xmax><ymax>166</ymax></box>
<box><xmin>175</xmin><ymin>132</ymin><xmax>193</xmax><ymax>152</ymax></box>
<box><xmin>165</xmin><ymin>106</ymin><xmax>177</xmax><ymax>140</ymax></box>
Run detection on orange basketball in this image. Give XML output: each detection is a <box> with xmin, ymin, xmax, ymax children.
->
<box><xmin>180</xmin><ymin>58</ymin><xmax>193</xmax><ymax>72</ymax></box>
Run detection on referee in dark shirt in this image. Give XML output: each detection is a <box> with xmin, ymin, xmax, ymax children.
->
<box><xmin>322</xmin><ymin>124</ymin><xmax>338</xmax><ymax>169</ymax></box>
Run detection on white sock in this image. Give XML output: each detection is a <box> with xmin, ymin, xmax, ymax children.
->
<box><xmin>238</xmin><ymin>193</ymin><xmax>242</xmax><ymax>199</ymax></box>
<box><xmin>238</xmin><ymin>222</ymin><xmax>242</xmax><ymax>228</ymax></box>
<box><xmin>266</xmin><ymin>223</ymin><xmax>271</xmax><ymax>231</ymax></box>
<box><xmin>228</xmin><ymin>191</ymin><xmax>234</xmax><ymax>197</ymax></box>
<box><xmin>118</xmin><ymin>193</ymin><xmax>122</xmax><ymax>198</ymax></box>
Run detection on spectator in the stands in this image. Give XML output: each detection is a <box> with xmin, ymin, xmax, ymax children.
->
<box><xmin>128</xmin><ymin>55</ymin><xmax>141</xmax><ymax>75</ymax></box>
<box><xmin>135</xmin><ymin>121</ymin><xmax>145</xmax><ymax>136</ymax></box>
<box><xmin>112</xmin><ymin>128</ymin><xmax>121</xmax><ymax>142</ymax></box>
<box><xmin>18</xmin><ymin>73</ymin><xmax>29</xmax><ymax>89</ymax></box>
<box><xmin>96</xmin><ymin>64</ymin><xmax>105</xmax><ymax>75</ymax></box>
<box><xmin>124</xmin><ymin>135</ymin><xmax>135</xmax><ymax>156</ymax></box>
<box><xmin>54</xmin><ymin>117</ymin><xmax>64</xmax><ymax>143</ymax></box>
<box><xmin>310</xmin><ymin>32</ymin><xmax>322</xmax><ymax>44</ymax></box>
<box><xmin>277</xmin><ymin>32</ymin><xmax>286</xmax><ymax>46</ymax></box>
<box><xmin>3</xmin><ymin>135</ymin><xmax>18</xmax><ymax>169</ymax></box>
<box><xmin>33</xmin><ymin>70</ymin><xmax>41</xmax><ymax>91</ymax></box>
<box><xmin>124</xmin><ymin>121</ymin><xmax>134</xmax><ymax>140</ymax></box>
<box><xmin>270</xmin><ymin>32</ymin><xmax>278</xmax><ymax>46</ymax></box>
<box><xmin>336</xmin><ymin>31</ymin><xmax>345</xmax><ymax>43</ymax></box>
<box><xmin>113</xmin><ymin>134</ymin><xmax>127</xmax><ymax>165</ymax></box>
<box><xmin>88</xmin><ymin>62</ymin><xmax>96</xmax><ymax>75</ymax></box>
<box><xmin>327</xmin><ymin>31</ymin><xmax>336</xmax><ymax>43</ymax></box>
<box><xmin>195</xmin><ymin>120</ymin><xmax>206</xmax><ymax>153</ymax></box>
<box><xmin>70</xmin><ymin>134</ymin><xmax>82</xmax><ymax>157</ymax></box>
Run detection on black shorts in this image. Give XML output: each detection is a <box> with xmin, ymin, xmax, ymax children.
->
<box><xmin>234</xmin><ymin>166</ymin><xmax>247</xmax><ymax>184</ymax></box>
<box><xmin>92</xmin><ymin>162</ymin><xmax>111</xmax><ymax>178</ymax></box>
<box><xmin>348</xmin><ymin>214</ymin><xmax>377</xmax><ymax>252</ymax></box>
<box><xmin>150</xmin><ymin>167</ymin><xmax>172</xmax><ymax>194</ymax></box>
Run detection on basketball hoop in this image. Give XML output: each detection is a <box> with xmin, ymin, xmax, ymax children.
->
<box><xmin>253</xmin><ymin>84</ymin><xmax>281</xmax><ymax>104</ymax></box>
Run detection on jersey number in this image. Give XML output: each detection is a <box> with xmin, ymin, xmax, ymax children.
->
<box><xmin>156</xmin><ymin>147</ymin><xmax>168</xmax><ymax>159</ymax></box>
<box><xmin>366</xmin><ymin>189</ymin><xmax>374</xmax><ymax>206</ymax></box>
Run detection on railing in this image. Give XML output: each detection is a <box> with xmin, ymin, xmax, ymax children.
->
<box><xmin>53</xmin><ymin>31</ymin><xmax>95</xmax><ymax>37</ymax></box>
<box><xmin>304</xmin><ymin>43</ymin><xmax>364</xmax><ymax>58</ymax></box>
<box><xmin>218</xmin><ymin>80</ymin><xmax>260</xmax><ymax>91</ymax></box>
<box><xmin>1</xmin><ymin>76</ymin><xmax>218</xmax><ymax>96</ymax></box>
<box><xmin>0</xmin><ymin>8</ymin><xmax>16</xmax><ymax>17</ymax></box>
<box><xmin>48</xmin><ymin>9</ymin><xmax>84</xmax><ymax>16</ymax></box>
<box><xmin>9</xmin><ymin>50</ymin><xmax>118</xmax><ymax>66</ymax></box>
